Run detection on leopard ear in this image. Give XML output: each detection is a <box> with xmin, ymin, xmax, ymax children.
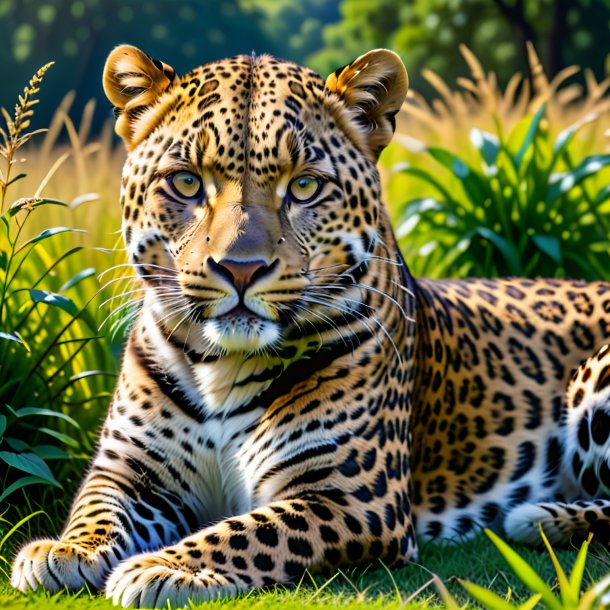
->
<box><xmin>325</xmin><ymin>49</ymin><xmax>408</xmax><ymax>159</ymax></box>
<box><xmin>103</xmin><ymin>45</ymin><xmax>178</xmax><ymax>147</ymax></box>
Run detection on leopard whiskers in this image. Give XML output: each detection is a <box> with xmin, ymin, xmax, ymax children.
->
<box><xmin>344</xmin><ymin>282</ymin><xmax>413</xmax><ymax>323</ymax></box>
<box><xmin>299</xmin><ymin>292</ymin><xmax>381</xmax><ymax>351</ymax></box>
<box><xmin>99</xmin><ymin>286</ymin><xmax>179</xmax><ymax>308</ymax></box>
<box><xmin>99</xmin><ymin>262</ymin><xmax>179</xmax><ymax>277</ymax></box>
<box><xmin>165</xmin><ymin>304</ymin><xmax>198</xmax><ymax>341</ymax></box>
<box><xmin>363</xmin><ymin>254</ymin><xmax>404</xmax><ymax>267</ymax></box>
<box><xmin>390</xmin><ymin>279</ymin><xmax>416</xmax><ymax>300</ymax></box>
<box><xmin>290</xmin><ymin>300</ymin><xmax>355</xmax><ymax>351</ymax></box>
<box><xmin>300</xmin><ymin>292</ymin><xmax>401</xmax><ymax>361</ymax></box>
<box><xmin>98</xmin><ymin>296</ymin><xmax>145</xmax><ymax>331</ymax></box>
<box><xmin>310</xmin><ymin>277</ymin><xmax>413</xmax><ymax>325</ymax></box>
<box><xmin>307</xmin><ymin>261</ymin><xmax>352</xmax><ymax>274</ymax></box>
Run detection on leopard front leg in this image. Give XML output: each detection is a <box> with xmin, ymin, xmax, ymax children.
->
<box><xmin>10</xmin><ymin>452</ymin><xmax>196</xmax><ymax>594</ymax></box>
<box><xmin>11</xmin><ymin>345</ymin><xmax>203</xmax><ymax>594</ymax></box>
<box><xmin>11</xmin><ymin>468</ymin><xmax>136</xmax><ymax>593</ymax></box>
<box><xmin>107</xmin><ymin>493</ymin><xmax>416</xmax><ymax>608</ymax></box>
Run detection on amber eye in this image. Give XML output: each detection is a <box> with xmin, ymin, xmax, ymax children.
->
<box><xmin>287</xmin><ymin>175</ymin><xmax>323</xmax><ymax>203</ymax></box>
<box><xmin>167</xmin><ymin>171</ymin><xmax>203</xmax><ymax>199</ymax></box>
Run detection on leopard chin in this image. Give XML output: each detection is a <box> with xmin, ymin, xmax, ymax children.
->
<box><xmin>202</xmin><ymin>314</ymin><xmax>282</xmax><ymax>353</ymax></box>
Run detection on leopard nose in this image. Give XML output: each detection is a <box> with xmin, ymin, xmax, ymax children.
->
<box><xmin>208</xmin><ymin>257</ymin><xmax>271</xmax><ymax>293</ymax></box>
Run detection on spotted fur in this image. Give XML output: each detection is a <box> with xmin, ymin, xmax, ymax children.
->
<box><xmin>11</xmin><ymin>46</ymin><xmax>610</xmax><ymax>608</ymax></box>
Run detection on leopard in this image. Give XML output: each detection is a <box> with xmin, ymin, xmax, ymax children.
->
<box><xmin>10</xmin><ymin>45</ymin><xmax>610</xmax><ymax>608</ymax></box>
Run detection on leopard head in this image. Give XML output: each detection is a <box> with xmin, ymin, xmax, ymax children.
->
<box><xmin>103</xmin><ymin>46</ymin><xmax>408</xmax><ymax>356</ymax></box>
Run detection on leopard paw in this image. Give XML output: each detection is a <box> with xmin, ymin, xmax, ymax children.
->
<box><xmin>11</xmin><ymin>539</ymin><xmax>111</xmax><ymax>594</ymax></box>
<box><xmin>106</xmin><ymin>553</ymin><xmax>240</xmax><ymax>608</ymax></box>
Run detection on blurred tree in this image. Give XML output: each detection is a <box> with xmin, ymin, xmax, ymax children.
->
<box><xmin>299</xmin><ymin>0</ymin><xmax>610</xmax><ymax>90</ymax></box>
<box><xmin>0</xmin><ymin>0</ymin><xmax>607</xmax><ymax>134</ymax></box>
<box><xmin>239</xmin><ymin>0</ymin><xmax>340</xmax><ymax>60</ymax></box>
<box><xmin>0</xmin><ymin>0</ymin><xmax>272</xmax><ymax>130</ymax></box>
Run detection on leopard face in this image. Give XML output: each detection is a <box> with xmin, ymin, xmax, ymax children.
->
<box><xmin>104</xmin><ymin>47</ymin><xmax>407</xmax><ymax>355</ymax></box>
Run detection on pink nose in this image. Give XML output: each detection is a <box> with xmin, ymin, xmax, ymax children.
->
<box><xmin>209</xmin><ymin>258</ymin><xmax>270</xmax><ymax>293</ymax></box>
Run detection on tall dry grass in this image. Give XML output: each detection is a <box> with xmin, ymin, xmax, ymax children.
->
<box><xmin>384</xmin><ymin>43</ymin><xmax>610</xmax><ymax>279</ymax></box>
<box><xmin>0</xmin><ymin>73</ymin><xmax>126</xmax><ymax>530</ymax></box>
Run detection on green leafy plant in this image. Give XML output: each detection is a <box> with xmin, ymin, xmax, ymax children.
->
<box><xmin>0</xmin><ymin>64</ymin><xmax>115</xmax><ymax>513</ymax></box>
<box><xmin>460</xmin><ymin>528</ymin><xmax>610</xmax><ymax>610</ymax></box>
<box><xmin>390</xmin><ymin>44</ymin><xmax>610</xmax><ymax>280</ymax></box>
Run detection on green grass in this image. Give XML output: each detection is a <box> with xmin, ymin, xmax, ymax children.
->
<box><xmin>0</xmin><ymin>531</ymin><xmax>609</xmax><ymax>609</ymax></box>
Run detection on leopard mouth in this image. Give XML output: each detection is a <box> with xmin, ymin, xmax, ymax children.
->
<box><xmin>217</xmin><ymin>304</ymin><xmax>262</xmax><ymax>321</ymax></box>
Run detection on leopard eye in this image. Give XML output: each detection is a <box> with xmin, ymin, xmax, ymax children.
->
<box><xmin>287</xmin><ymin>175</ymin><xmax>323</xmax><ymax>203</ymax></box>
<box><xmin>167</xmin><ymin>171</ymin><xmax>203</xmax><ymax>199</ymax></box>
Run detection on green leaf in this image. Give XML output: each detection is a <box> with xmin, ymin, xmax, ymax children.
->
<box><xmin>69</xmin><ymin>369</ymin><xmax>114</xmax><ymax>383</ymax></box>
<box><xmin>0</xmin><ymin>249</ymin><xmax>7</xmax><ymax>271</ymax></box>
<box><xmin>552</xmin><ymin>113</ymin><xmax>598</xmax><ymax>162</ymax></box>
<box><xmin>8</xmin><ymin>198</ymin><xmax>68</xmax><ymax>218</ymax></box>
<box><xmin>563</xmin><ymin>251</ymin><xmax>602</xmax><ymax>280</ymax></box>
<box><xmin>10</xmin><ymin>406</ymin><xmax>79</xmax><ymax>428</ymax></box>
<box><xmin>532</xmin><ymin>235</ymin><xmax>562</xmax><ymax>264</ymax></box>
<box><xmin>579</xmin><ymin>573</ymin><xmax>610</xmax><ymax>610</ymax></box>
<box><xmin>0</xmin><ymin>475</ymin><xmax>49</xmax><ymax>503</ymax></box>
<box><xmin>19</xmin><ymin>226</ymin><xmax>85</xmax><ymax>249</ymax></box>
<box><xmin>0</xmin><ymin>414</ymin><xmax>6</xmax><ymax>438</ymax></box>
<box><xmin>396</xmin><ymin>198</ymin><xmax>448</xmax><ymax>238</ymax></box>
<box><xmin>547</xmin><ymin>154</ymin><xmax>610</xmax><ymax>204</ymax></box>
<box><xmin>0</xmin><ymin>451</ymin><xmax>60</xmax><ymax>487</ymax></box>
<box><xmin>460</xmin><ymin>579</ymin><xmax>515</xmax><ymax>610</ymax></box>
<box><xmin>568</xmin><ymin>536</ymin><xmax>590</xmax><ymax>595</ymax></box>
<box><xmin>470</xmin><ymin>128</ymin><xmax>500</xmax><ymax>169</ymax></box>
<box><xmin>474</xmin><ymin>228</ymin><xmax>522</xmax><ymax>275</ymax></box>
<box><xmin>515</xmin><ymin>104</ymin><xmax>545</xmax><ymax>169</ymax></box>
<box><xmin>431</xmin><ymin>572</ymin><xmax>462</xmax><ymax>610</ymax></box>
<box><xmin>485</xmin><ymin>529</ymin><xmax>561</xmax><ymax>610</ymax></box>
<box><xmin>394</xmin><ymin>164</ymin><xmax>457</xmax><ymax>204</ymax></box>
<box><xmin>1</xmin><ymin>213</ymin><xmax>10</xmax><ymax>233</ymax></box>
<box><xmin>4</xmin><ymin>437</ymin><xmax>29</xmax><ymax>452</ymax></box>
<box><xmin>428</xmin><ymin>147</ymin><xmax>489</xmax><ymax>205</ymax></box>
<box><xmin>6</xmin><ymin>172</ymin><xmax>26</xmax><ymax>187</ymax></box>
<box><xmin>37</xmin><ymin>427</ymin><xmax>79</xmax><ymax>449</ymax></box>
<box><xmin>29</xmin><ymin>289</ymin><xmax>79</xmax><ymax>316</ymax></box>
<box><xmin>594</xmin><ymin>184</ymin><xmax>610</xmax><ymax>207</ymax></box>
<box><xmin>398</xmin><ymin>197</ymin><xmax>447</xmax><ymax>219</ymax></box>
<box><xmin>59</xmin><ymin>267</ymin><xmax>96</xmax><ymax>292</ymax></box>
<box><xmin>31</xmin><ymin>445</ymin><xmax>70</xmax><ymax>460</ymax></box>
<box><xmin>518</xmin><ymin>594</ymin><xmax>543</xmax><ymax>610</ymax></box>
<box><xmin>539</xmin><ymin>525</ymin><xmax>575</xmax><ymax>608</ymax></box>
<box><xmin>0</xmin><ymin>509</ymin><xmax>48</xmax><ymax>551</ymax></box>
<box><xmin>429</xmin><ymin>147</ymin><xmax>471</xmax><ymax>179</ymax></box>
<box><xmin>0</xmin><ymin>331</ymin><xmax>22</xmax><ymax>344</ymax></box>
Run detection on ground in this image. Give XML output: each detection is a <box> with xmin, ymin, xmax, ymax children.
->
<box><xmin>2</xmin><ymin>534</ymin><xmax>609</xmax><ymax>609</ymax></box>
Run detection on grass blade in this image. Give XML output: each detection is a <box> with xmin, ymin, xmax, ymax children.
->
<box><xmin>0</xmin><ymin>510</ymin><xmax>48</xmax><ymax>551</ymax></box>
<box><xmin>538</xmin><ymin>525</ymin><xmax>576</xmax><ymax>608</ymax></box>
<box><xmin>485</xmin><ymin>529</ymin><xmax>561</xmax><ymax>610</ymax></box>
<box><xmin>568</xmin><ymin>534</ymin><xmax>591</xmax><ymax>595</ymax></box>
<box><xmin>515</xmin><ymin>104</ymin><xmax>545</xmax><ymax>169</ymax></box>
<box><xmin>460</xmin><ymin>579</ymin><xmax>515</xmax><ymax>610</ymax></box>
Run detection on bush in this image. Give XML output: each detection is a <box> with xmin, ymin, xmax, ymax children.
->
<box><xmin>0</xmin><ymin>64</ymin><xmax>118</xmax><ymax>520</ymax></box>
<box><xmin>386</xmin><ymin>43</ymin><xmax>610</xmax><ymax>280</ymax></box>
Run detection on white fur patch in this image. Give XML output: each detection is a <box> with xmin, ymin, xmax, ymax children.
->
<box><xmin>203</xmin><ymin>318</ymin><xmax>280</xmax><ymax>353</ymax></box>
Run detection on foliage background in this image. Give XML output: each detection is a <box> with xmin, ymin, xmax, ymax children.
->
<box><xmin>2</xmin><ymin>0</ymin><xmax>610</xmax><ymax>131</ymax></box>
